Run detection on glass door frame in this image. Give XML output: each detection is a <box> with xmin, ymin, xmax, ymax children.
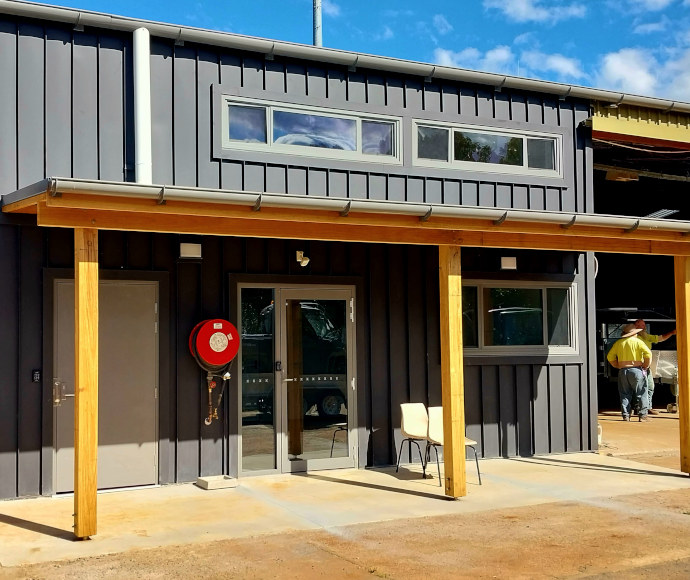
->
<box><xmin>279</xmin><ymin>287</ymin><xmax>357</xmax><ymax>473</ymax></box>
<box><xmin>236</xmin><ymin>282</ymin><xmax>358</xmax><ymax>476</ymax></box>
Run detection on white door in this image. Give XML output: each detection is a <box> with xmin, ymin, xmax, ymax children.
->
<box><xmin>53</xmin><ymin>280</ymin><xmax>158</xmax><ymax>492</ymax></box>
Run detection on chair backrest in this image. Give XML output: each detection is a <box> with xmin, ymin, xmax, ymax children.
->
<box><xmin>400</xmin><ymin>403</ymin><xmax>428</xmax><ymax>439</ymax></box>
<box><xmin>427</xmin><ymin>406</ymin><xmax>444</xmax><ymax>445</ymax></box>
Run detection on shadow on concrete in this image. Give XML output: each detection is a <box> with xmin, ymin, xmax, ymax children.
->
<box><xmin>0</xmin><ymin>513</ymin><xmax>74</xmax><ymax>541</ymax></box>
<box><xmin>295</xmin><ymin>470</ymin><xmax>470</xmax><ymax>500</ymax></box>
<box><xmin>512</xmin><ymin>456</ymin><xmax>688</xmax><ymax>479</ymax></box>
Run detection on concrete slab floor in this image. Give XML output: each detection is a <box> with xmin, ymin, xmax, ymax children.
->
<box><xmin>1</xmin><ymin>452</ymin><xmax>689</xmax><ymax>568</ymax></box>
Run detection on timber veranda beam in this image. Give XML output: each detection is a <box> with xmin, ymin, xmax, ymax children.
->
<box><xmin>74</xmin><ymin>228</ymin><xmax>99</xmax><ymax>539</ymax></box>
<box><xmin>36</xmin><ymin>204</ymin><xmax>690</xmax><ymax>256</ymax></box>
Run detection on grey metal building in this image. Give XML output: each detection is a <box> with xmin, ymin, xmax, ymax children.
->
<box><xmin>1</xmin><ymin>2</ymin><xmax>689</xmax><ymax>536</ymax></box>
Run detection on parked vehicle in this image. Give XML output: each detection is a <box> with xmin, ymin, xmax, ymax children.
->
<box><xmin>241</xmin><ymin>301</ymin><xmax>347</xmax><ymax>417</ymax></box>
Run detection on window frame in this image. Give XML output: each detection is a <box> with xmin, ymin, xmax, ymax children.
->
<box><xmin>412</xmin><ymin>120</ymin><xmax>563</xmax><ymax>178</ymax></box>
<box><xmin>221</xmin><ymin>96</ymin><xmax>403</xmax><ymax>164</ymax></box>
<box><xmin>462</xmin><ymin>280</ymin><xmax>578</xmax><ymax>356</ymax></box>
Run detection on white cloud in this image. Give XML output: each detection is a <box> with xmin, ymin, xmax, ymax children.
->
<box><xmin>322</xmin><ymin>0</ymin><xmax>340</xmax><ymax>18</ymax></box>
<box><xmin>375</xmin><ymin>25</ymin><xmax>394</xmax><ymax>41</ymax></box>
<box><xmin>627</xmin><ymin>0</ymin><xmax>675</xmax><ymax>10</ymax></box>
<box><xmin>595</xmin><ymin>48</ymin><xmax>658</xmax><ymax>95</ymax></box>
<box><xmin>663</xmin><ymin>49</ymin><xmax>690</xmax><ymax>100</ymax></box>
<box><xmin>433</xmin><ymin>14</ymin><xmax>453</xmax><ymax>35</ymax></box>
<box><xmin>434</xmin><ymin>45</ymin><xmax>516</xmax><ymax>75</ymax></box>
<box><xmin>483</xmin><ymin>0</ymin><xmax>586</xmax><ymax>24</ymax></box>
<box><xmin>633</xmin><ymin>15</ymin><xmax>669</xmax><ymax>33</ymax></box>
<box><xmin>513</xmin><ymin>32</ymin><xmax>534</xmax><ymax>45</ymax></box>
<box><xmin>520</xmin><ymin>50</ymin><xmax>586</xmax><ymax>80</ymax></box>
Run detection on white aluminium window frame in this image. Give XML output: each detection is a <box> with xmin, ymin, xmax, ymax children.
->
<box><xmin>412</xmin><ymin>119</ymin><xmax>563</xmax><ymax>178</ymax></box>
<box><xmin>463</xmin><ymin>280</ymin><xmax>578</xmax><ymax>356</ymax></box>
<box><xmin>221</xmin><ymin>96</ymin><xmax>403</xmax><ymax>164</ymax></box>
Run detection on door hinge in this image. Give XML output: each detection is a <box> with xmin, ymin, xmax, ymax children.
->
<box><xmin>349</xmin><ymin>298</ymin><xmax>354</xmax><ymax>322</ymax></box>
<box><xmin>154</xmin><ymin>302</ymin><xmax>158</xmax><ymax>315</ymax></box>
<box><xmin>154</xmin><ymin>386</ymin><xmax>158</xmax><ymax>399</ymax></box>
<box><xmin>351</xmin><ymin>376</ymin><xmax>356</xmax><ymax>391</ymax></box>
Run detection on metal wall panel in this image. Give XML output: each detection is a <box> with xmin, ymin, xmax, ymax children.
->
<box><xmin>151</xmin><ymin>41</ymin><xmax>174</xmax><ymax>185</ymax></box>
<box><xmin>0</xmin><ymin>21</ymin><xmax>17</xmax><ymax>195</ymax></box>
<box><xmin>72</xmin><ymin>33</ymin><xmax>99</xmax><ymax>180</ymax></box>
<box><xmin>99</xmin><ymin>36</ymin><xmax>126</xmax><ymax>182</ymax></box>
<box><xmin>17</xmin><ymin>24</ymin><xmax>44</xmax><ymax>188</ymax></box>
<box><xmin>0</xmin><ymin>226</ymin><xmax>19</xmax><ymax>498</ymax></box>
<box><xmin>45</xmin><ymin>28</ymin><xmax>73</xmax><ymax>179</ymax></box>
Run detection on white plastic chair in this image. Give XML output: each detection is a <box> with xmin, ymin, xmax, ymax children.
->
<box><xmin>395</xmin><ymin>403</ymin><xmax>429</xmax><ymax>477</ymax></box>
<box><xmin>426</xmin><ymin>406</ymin><xmax>482</xmax><ymax>486</ymax></box>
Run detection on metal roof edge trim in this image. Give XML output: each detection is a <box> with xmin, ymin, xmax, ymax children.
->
<box><xmin>2</xmin><ymin>0</ymin><xmax>690</xmax><ymax>114</ymax></box>
<box><xmin>6</xmin><ymin>177</ymin><xmax>690</xmax><ymax>236</ymax></box>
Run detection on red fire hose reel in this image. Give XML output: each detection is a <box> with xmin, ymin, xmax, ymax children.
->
<box><xmin>189</xmin><ymin>319</ymin><xmax>240</xmax><ymax>425</ymax></box>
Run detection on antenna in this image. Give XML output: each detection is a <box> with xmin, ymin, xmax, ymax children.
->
<box><xmin>313</xmin><ymin>0</ymin><xmax>322</xmax><ymax>47</ymax></box>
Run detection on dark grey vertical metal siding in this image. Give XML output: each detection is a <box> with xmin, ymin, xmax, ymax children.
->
<box><xmin>0</xmin><ymin>226</ymin><xmax>19</xmax><ymax>498</ymax></box>
<box><xmin>0</xmin><ymin>18</ymin><xmax>132</xmax><ymax>196</ymax></box>
<box><xmin>146</xmin><ymin>39</ymin><xmax>588</xmax><ymax>214</ymax></box>
<box><xmin>0</xmin><ymin>223</ymin><xmax>597</xmax><ymax>498</ymax></box>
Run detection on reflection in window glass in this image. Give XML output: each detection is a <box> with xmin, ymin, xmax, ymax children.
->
<box><xmin>417</xmin><ymin>126</ymin><xmax>449</xmax><ymax>160</ymax></box>
<box><xmin>547</xmin><ymin>288</ymin><xmax>570</xmax><ymax>345</ymax></box>
<box><xmin>527</xmin><ymin>138</ymin><xmax>556</xmax><ymax>170</ymax></box>
<box><xmin>483</xmin><ymin>287</ymin><xmax>543</xmax><ymax>346</ymax></box>
<box><xmin>273</xmin><ymin>111</ymin><xmax>356</xmax><ymax>150</ymax></box>
<box><xmin>462</xmin><ymin>286</ymin><xmax>478</xmax><ymax>347</ymax></box>
<box><xmin>228</xmin><ymin>105</ymin><xmax>267</xmax><ymax>143</ymax></box>
<box><xmin>362</xmin><ymin>120</ymin><xmax>394</xmax><ymax>155</ymax></box>
<box><xmin>454</xmin><ymin>131</ymin><xmax>523</xmax><ymax>166</ymax></box>
<box><xmin>240</xmin><ymin>288</ymin><xmax>276</xmax><ymax>471</ymax></box>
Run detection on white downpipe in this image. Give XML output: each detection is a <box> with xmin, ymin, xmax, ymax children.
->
<box><xmin>133</xmin><ymin>28</ymin><xmax>153</xmax><ymax>185</ymax></box>
<box><xmin>313</xmin><ymin>0</ymin><xmax>322</xmax><ymax>47</ymax></box>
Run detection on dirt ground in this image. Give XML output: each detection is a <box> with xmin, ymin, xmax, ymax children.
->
<box><xmin>3</xmin><ymin>453</ymin><xmax>690</xmax><ymax>580</ymax></box>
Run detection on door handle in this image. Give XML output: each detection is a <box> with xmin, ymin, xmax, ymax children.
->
<box><xmin>53</xmin><ymin>380</ymin><xmax>62</xmax><ymax>407</ymax></box>
<box><xmin>283</xmin><ymin>378</ymin><xmax>296</xmax><ymax>382</ymax></box>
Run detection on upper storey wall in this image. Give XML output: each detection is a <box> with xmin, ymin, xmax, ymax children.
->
<box><xmin>150</xmin><ymin>39</ymin><xmax>592</xmax><ymax>213</ymax></box>
<box><xmin>0</xmin><ymin>14</ymin><xmax>593</xmax><ymax>213</ymax></box>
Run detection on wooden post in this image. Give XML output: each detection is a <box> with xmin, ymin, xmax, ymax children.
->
<box><xmin>674</xmin><ymin>256</ymin><xmax>690</xmax><ymax>475</ymax></box>
<box><xmin>439</xmin><ymin>245</ymin><xmax>467</xmax><ymax>497</ymax></box>
<box><xmin>74</xmin><ymin>228</ymin><xmax>99</xmax><ymax>538</ymax></box>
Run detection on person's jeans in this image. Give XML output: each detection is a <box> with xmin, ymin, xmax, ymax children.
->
<box><xmin>618</xmin><ymin>368</ymin><xmax>648</xmax><ymax>418</ymax></box>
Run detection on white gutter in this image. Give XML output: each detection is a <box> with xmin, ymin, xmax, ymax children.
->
<box><xmin>22</xmin><ymin>177</ymin><xmax>690</xmax><ymax>236</ymax></box>
<box><xmin>133</xmin><ymin>27</ymin><xmax>152</xmax><ymax>185</ymax></box>
<box><xmin>2</xmin><ymin>0</ymin><xmax>689</xmax><ymax>114</ymax></box>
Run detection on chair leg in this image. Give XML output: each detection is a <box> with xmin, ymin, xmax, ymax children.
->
<box><xmin>432</xmin><ymin>444</ymin><xmax>441</xmax><ymax>487</ymax></box>
<box><xmin>411</xmin><ymin>440</ymin><xmax>425</xmax><ymax>478</ymax></box>
<box><xmin>330</xmin><ymin>428</ymin><xmax>339</xmax><ymax>458</ymax></box>
<box><xmin>395</xmin><ymin>438</ymin><xmax>407</xmax><ymax>472</ymax></box>
<box><xmin>469</xmin><ymin>445</ymin><xmax>482</xmax><ymax>485</ymax></box>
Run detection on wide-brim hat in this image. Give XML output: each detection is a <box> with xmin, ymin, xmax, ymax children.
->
<box><xmin>621</xmin><ymin>323</ymin><xmax>643</xmax><ymax>338</ymax></box>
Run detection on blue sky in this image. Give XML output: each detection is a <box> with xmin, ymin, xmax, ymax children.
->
<box><xmin>49</xmin><ymin>0</ymin><xmax>690</xmax><ymax>101</ymax></box>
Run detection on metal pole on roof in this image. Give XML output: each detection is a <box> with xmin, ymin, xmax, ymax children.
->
<box><xmin>313</xmin><ymin>0</ymin><xmax>322</xmax><ymax>47</ymax></box>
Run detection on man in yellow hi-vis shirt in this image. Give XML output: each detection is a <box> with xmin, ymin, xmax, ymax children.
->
<box><xmin>607</xmin><ymin>323</ymin><xmax>652</xmax><ymax>422</ymax></box>
<box><xmin>634</xmin><ymin>318</ymin><xmax>676</xmax><ymax>415</ymax></box>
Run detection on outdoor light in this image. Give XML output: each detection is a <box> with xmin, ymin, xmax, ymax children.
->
<box><xmin>296</xmin><ymin>251</ymin><xmax>310</xmax><ymax>267</ymax></box>
<box><xmin>180</xmin><ymin>243</ymin><xmax>202</xmax><ymax>259</ymax></box>
<box><xmin>500</xmin><ymin>256</ymin><xmax>517</xmax><ymax>270</ymax></box>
